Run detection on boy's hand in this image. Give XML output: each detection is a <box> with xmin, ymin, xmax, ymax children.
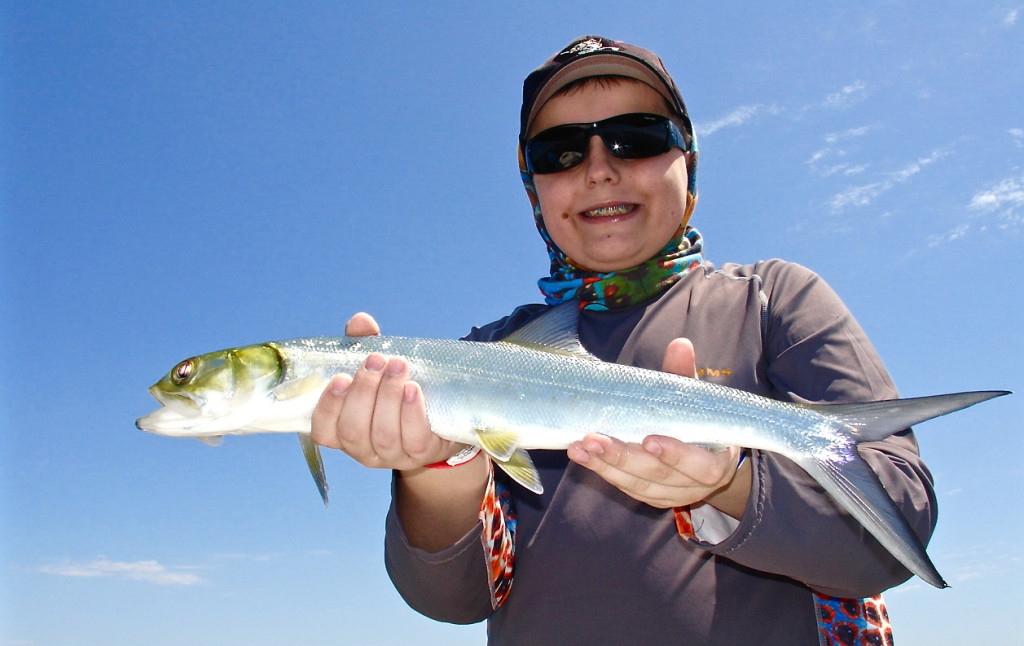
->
<box><xmin>567</xmin><ymin>338</ymin><xmax>751</xmax><ymax>518</ymax></box>
<box><xmin>310</xmin><ymin>313</ymin><xmax>462</xmax><ymax>470</ymax></box>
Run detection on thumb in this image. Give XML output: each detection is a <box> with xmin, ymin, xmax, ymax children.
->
<box><xmin>345</xmin><ymin>312</ymin><xmax>381</xmax><ymax>337</ymax></box>
<box><xmin>663</xmin><ymin>338</ymin><xmax>697</xmax><ymax>379</ymax></box>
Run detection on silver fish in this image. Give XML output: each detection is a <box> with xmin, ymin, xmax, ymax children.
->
<box><xmin>136</xmin><ymin>302</ymin><xmax>1008</xmax><ymax>588</ymax></box>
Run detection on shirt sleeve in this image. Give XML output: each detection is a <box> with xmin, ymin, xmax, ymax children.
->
<box><xmin>382</xmin><ymin>309</ymin><xmax>547</xmax><ymax>624</ymax></box>
<box><xmin>696</xmin><ymin>261</ymin><xmax>939</xmax><ymax>598</ymax></box>
<box><xmin>383</xmin><ymin>465</ymin><xmax>509</xmax><ymax>624</ymax></box>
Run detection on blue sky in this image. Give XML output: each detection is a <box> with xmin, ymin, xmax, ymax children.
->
<box><xmin>2</xmin><ymin>2</ymin><xmax>1022</xmax><ymax>644</ymax></box>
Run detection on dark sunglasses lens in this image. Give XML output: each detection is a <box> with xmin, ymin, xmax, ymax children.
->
<box><xmin>601</xmin><ymin>117</ymin><xmax>670</xmax><ymax>159</ymax></box>
<box><xmin>527</xmin><ymin>127</ymin><xmax>588</xmax><ymax>173</ymax></box>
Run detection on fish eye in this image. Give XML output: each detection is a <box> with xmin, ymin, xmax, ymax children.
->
<box><xmin>171</xmin><ymin>359</ymin><xmax>194</xmax><ymax>385</ymax></box>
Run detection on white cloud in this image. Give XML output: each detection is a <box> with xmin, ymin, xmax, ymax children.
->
<box><xmin>696</xmin><ymin>104</ymin><xmax>776</xmax><ymax>137</ymax></box>
<box><xmin>1003</xmin><ymin>8</ymin><xmax>1019</xmax><ymax>26</ymax></box>
<box><xmin>210</xmin><ymin>552</ymin><xmax>277</xmax><ymax>562</ymax></box>
<box><xmin>697</xmin><ymin>83</ymin><xmax>870</xmax><ymax>140</ymax></box>
<box><xmin>822</xmin><ymin>81</ymin><xmax>868</xmax><ymax>109</ymax></box>
<box><xmin>927</xmin><ymin>222</ymin><xmax>971</xmax><ymax>247</ymax></box>
<box><xmin>1010</xmin><ymin>128</ymin><xmax>1024</xmax><ymax>148</ymax></box>
<box><xmin>824</xmin><ymin>125</ymin><xmax>872</xmax><ymax>144</ymax></box>
<box><xmin>928</xmin><ymin>172</ymin><xmax>1023</xmax><ymax>247</ymax></box>
<box><xmin>40</xmin><ymin>559</ymin><xmax>204</xmax><ymax>586</ymax></box>
<box><xmin>892</xmin><ymin>149</ymin><xmax>946</xmax><ymax>181</ymax></box>
<box><xmin>829</xmin><ymin>181</ymin><xmax>887</xmax><ymax>211</ymax></box>
<box><xmin>829</xmin><ymin>149</ymin><xmax>948</xmax><ymax>212</ymax></box>
<box><xmin>816</xmin><ymin>163</ymin><xmax>868</xmax><ymax>178</ymax></box>
<box><xmin>808</xmin><ymin>126</ymin><xmax>874</xmax><ymax>177</ymax></box>
<box><xmin>968</xmin><ymin>172</ymin><xmax>1024</xmax><ymax>225</ymax></box>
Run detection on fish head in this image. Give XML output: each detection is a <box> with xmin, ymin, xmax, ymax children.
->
<box><xmin>137</xmin><ymin>344</ymin><xmax>284</xmax><ymax>436</ymax></box>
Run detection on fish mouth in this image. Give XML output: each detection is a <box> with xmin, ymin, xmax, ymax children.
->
<box><xmin>136</xmin><ymin>406</ymin><xmax>192</xmax><ymax>434</ymax></box>
<box><xmin>138</xmin><ymin>386</ymin><xmax>207</xmax><ymax>435</ymax></box>
<box><xmin>580</xmin><ymin>203</ymin><xmax>638</xmax><ymax>219</ymax></box>
<box><xmin>149</xmin><ymin>384</ymin><xmax>204</xmax><ymax>410</ymax></box>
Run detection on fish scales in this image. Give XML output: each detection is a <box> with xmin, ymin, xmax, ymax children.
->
<box><xmin>276</xmin><ymin>334</ymin><xmax>816</xmax><ymax>453</ymax></box>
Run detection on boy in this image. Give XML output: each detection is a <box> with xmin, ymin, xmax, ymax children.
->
<box><xmin>312</xmin><ymin>36</ymin><xmax>931</xmax><ymax>645</ymax></box>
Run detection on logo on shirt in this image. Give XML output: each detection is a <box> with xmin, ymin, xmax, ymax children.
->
<box><xmin>697</xmin><ymin>367</ymin><xmax>732</xmax><ymax>379</ymax></box>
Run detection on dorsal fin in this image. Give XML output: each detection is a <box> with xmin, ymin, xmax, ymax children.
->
<box><xmin>500</xmin><ymin>301</ymin><xmax>596</xmax><ymax>359</ymax></box>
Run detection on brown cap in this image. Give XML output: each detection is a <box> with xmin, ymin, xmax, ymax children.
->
<box><xmin>520</xmin><ymin>35</ymin><xmax>692</xmax><ymax>143</ymax></box>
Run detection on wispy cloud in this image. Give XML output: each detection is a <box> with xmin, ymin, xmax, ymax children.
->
<box><xmin>968</xmin><ymin>172</ymin><xmax>1024</xmax><ymax>226</ymax></box>
<box><xmin>927</xmin><ymin>171</ymin><xmax>1023</xmax><ymax>246</ymax></box>
<box><xmin>40</xmin><ymin>559</ymin><xmax>204</xmax><ymax>586</ymax></box>
<box><xmin>824</xmin><ymin>125</ymin><xmax>872</xmax><ymax>143</ymax></box>
<box><xmin>968</xmin><ymin>173</ymin><xmax>1024</xmax><ymax>212</ymax></box>
<box><xmin>210</xmin><ymin>552</ymin><xmax>278</xmax><ymax>562</ymax></box>
<box><xmin>1009</xmin><ymin>128</ymin><xmax>1023</xmax><ymax>148</ymax></box>
<box><xmin>1003</xmin><ymin>8</ymin><xmax>1019</xmax><ymax>26</ymax></box>
<box><xmin>696</xmin><ymin>104</ymin><xmax>778</xmax><ymax>137</ymax></box>
<box><xmin>698</xmin><ymin>81</ymin><xmax>870</xmax><ymax>140</ymax></box>
<box><xmin>926</xmin><ymin>223</ymin><xmax>970</xmax><ymax>247</ymax></box>
<box><xmin>938</xmin><ymin>539</ymin><xmax>1022</xmax><ymax>584</ymax></box>
<box><xmin>829</xmin><ymin>149</ymin><xmax>948</xmax><ymax>212</ymax></box>
<box><xmin>822</xmin><ymin>81</ymin><xmax>869</xmax><ymax>109</ymax></box>
<box><xmin>807</xmin><ymin>126</ymin><xmax>874</xmax><ymax>177</ymax></box>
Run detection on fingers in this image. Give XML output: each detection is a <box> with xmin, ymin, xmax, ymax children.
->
<box><xmin>345</xmin><ymin>312</ymin><xmax>380</xmax><ymax>337</ymax></box>
<box><xmin>338</xmin><ymin>353</ymin><xmax>390</xmax><ymax>465</ymax></box>
<box><xmin>313</xmin><ymin>311</ymin><xmax>453</xmax><ymax>471</ymax></box>
<box><xmin>663</xmin><ymin>337</ymin><xmax>696</xmax><ymax>378</ymax></box>
<box><xmin>568</xmin><ymin>433</ymin><xmax>742</xmax><ymax>508</ymax></box>
<box><xmin>312</xmin><ymin>311</ymin><xmax>385</xmax><ymax>456</ymax></box>
<box><xmin>310</xmin><ymin>374</ymin><xmax>352</xmax><ymax>450</ymax></box>
<box><xmin>311</xmin><ymin>356</ymin><xmax>449</xmax><ymax>470</ymax></box>
<box><xmin>398</xmin><ymin>381</ymin><xmax>437</xmax><ymax>461</ymax></box>
<box><xmin>367</xmin><ymin>357</ymin><xmax>438</xmax><ymax>464</ymax></box>
<box><xmin>643</xmin><ymin>435</ymin><xmax>741</xmax><ymax>487</ymax></box>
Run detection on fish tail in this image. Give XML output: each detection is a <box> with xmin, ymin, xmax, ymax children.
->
<box><xmin>805</xmin><ymin>390</ymin><xmax>1010</xmax><ymax>442</ymax></box>
<box><xmin>298</xmin><ymin>433</ymin><xmax>329</xmax><ymax>506</ymax></box>
<box><xmin>798</xmin><ymin>452</ymin><xmax>947</xmax><ymax>588</ymax></box>
<box><xmin>796</xmin><ymin>390</ymin><xmax>1009</xmax><ymax>588</ymax></box>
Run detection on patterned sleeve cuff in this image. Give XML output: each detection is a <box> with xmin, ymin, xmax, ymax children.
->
<box><xmin>673</xmin><ymin>506</ymin><xmax>697</xmax><ymax>539</ymax></box>
<box><xmin>478</xmin><ymin>459</ymin><xmax>518</xmax><ymax>609</ymax></box>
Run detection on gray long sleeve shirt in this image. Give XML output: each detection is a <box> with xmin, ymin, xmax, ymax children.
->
<box><xmin>384</xmin><ymin>260</ymin><xmax>937</xmax><ymax>645</ymax></box>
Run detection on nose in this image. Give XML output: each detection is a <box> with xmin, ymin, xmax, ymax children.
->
<box><xmin>583</xmin><ymin>134</ymin><xmax>620</xmax><ymax>185</ymax></box>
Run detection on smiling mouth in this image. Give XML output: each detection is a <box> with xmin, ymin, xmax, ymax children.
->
<box><xmin>582</xmin><ymin>204</ymin><xmax>638</xmax><ymax>218</ymax></box>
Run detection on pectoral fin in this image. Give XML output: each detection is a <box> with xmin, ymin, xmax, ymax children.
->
<box><xmin>298</xmin><ymin>433</ymin><xmax>329</xmax><ymax>506</ymax></box>
<box><xmin>474</xmin><ymin>428</ymin><xmax>521</xmax><ymax>462</ymax></box>
<box><xmin>273</xmin><ymin>375</ymin><xmax>327</xmax><ymax>401</ymax></box>
<box><xmin>473</xmin><ymin>428</ymin><xmax>543</xmax><ymax>494</ymax></box>
<box><xmin>492</xmin><ymin>449</ymin><xmax>544</xmax><ymax>495</ymax></box>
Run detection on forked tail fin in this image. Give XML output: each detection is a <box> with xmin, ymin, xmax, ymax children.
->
<box><xmin>805</xmin><ymin>390</ymin><xmax>1010</xmax><ymax>441</ymax></box>
<box><xmin>799</xmin><ymin>389</ymin><xmax>1009</xmax><ymax>588</ymax></box>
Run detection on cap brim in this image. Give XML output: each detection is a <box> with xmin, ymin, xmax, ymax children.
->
<box><xmin>524</xmin><ymin>53</ymin><xmax>680</xmax><ymax>137</ymax></box>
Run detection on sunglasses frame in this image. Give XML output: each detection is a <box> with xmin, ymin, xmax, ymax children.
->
<box><xmin>524</xmin><ymin>112</ymin><xmax>689</xmax><ymax>175</ymax></box>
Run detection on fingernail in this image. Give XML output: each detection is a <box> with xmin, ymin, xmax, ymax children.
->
<box><xmin>403</xmin><ymin>383</ymin><xmax>418</xmax><ymax>403</ymax></box>
<box><xmin>364</xmin><ymin>355</ymin><xmax>385</xmax><ymax>372</ymax></box>
<box><xmin>386</xmin><ymin>358</ymin><xmax>406</xmax><ymax>377</ymax></box>
<box><xmin>330</xmin><ymin>375</ymin><xmax>351</xmax><ymax>395</ymax></box>
<box><xmin>568</xmin><ymin>443</ymin><xmax>590</xmax><ymax>464</ymax></box>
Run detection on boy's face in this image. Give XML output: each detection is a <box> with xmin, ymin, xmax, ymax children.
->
<box><xmin>529</xmin><ymin>78</ymin><xmax>691</xmax><ymax>273</ymax></box>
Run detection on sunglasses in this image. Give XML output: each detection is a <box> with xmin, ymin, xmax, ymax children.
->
<box><xmin>524</xmin><ymin>112</ymin><xmax>689</xmax><ymax>175</ymax></box>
